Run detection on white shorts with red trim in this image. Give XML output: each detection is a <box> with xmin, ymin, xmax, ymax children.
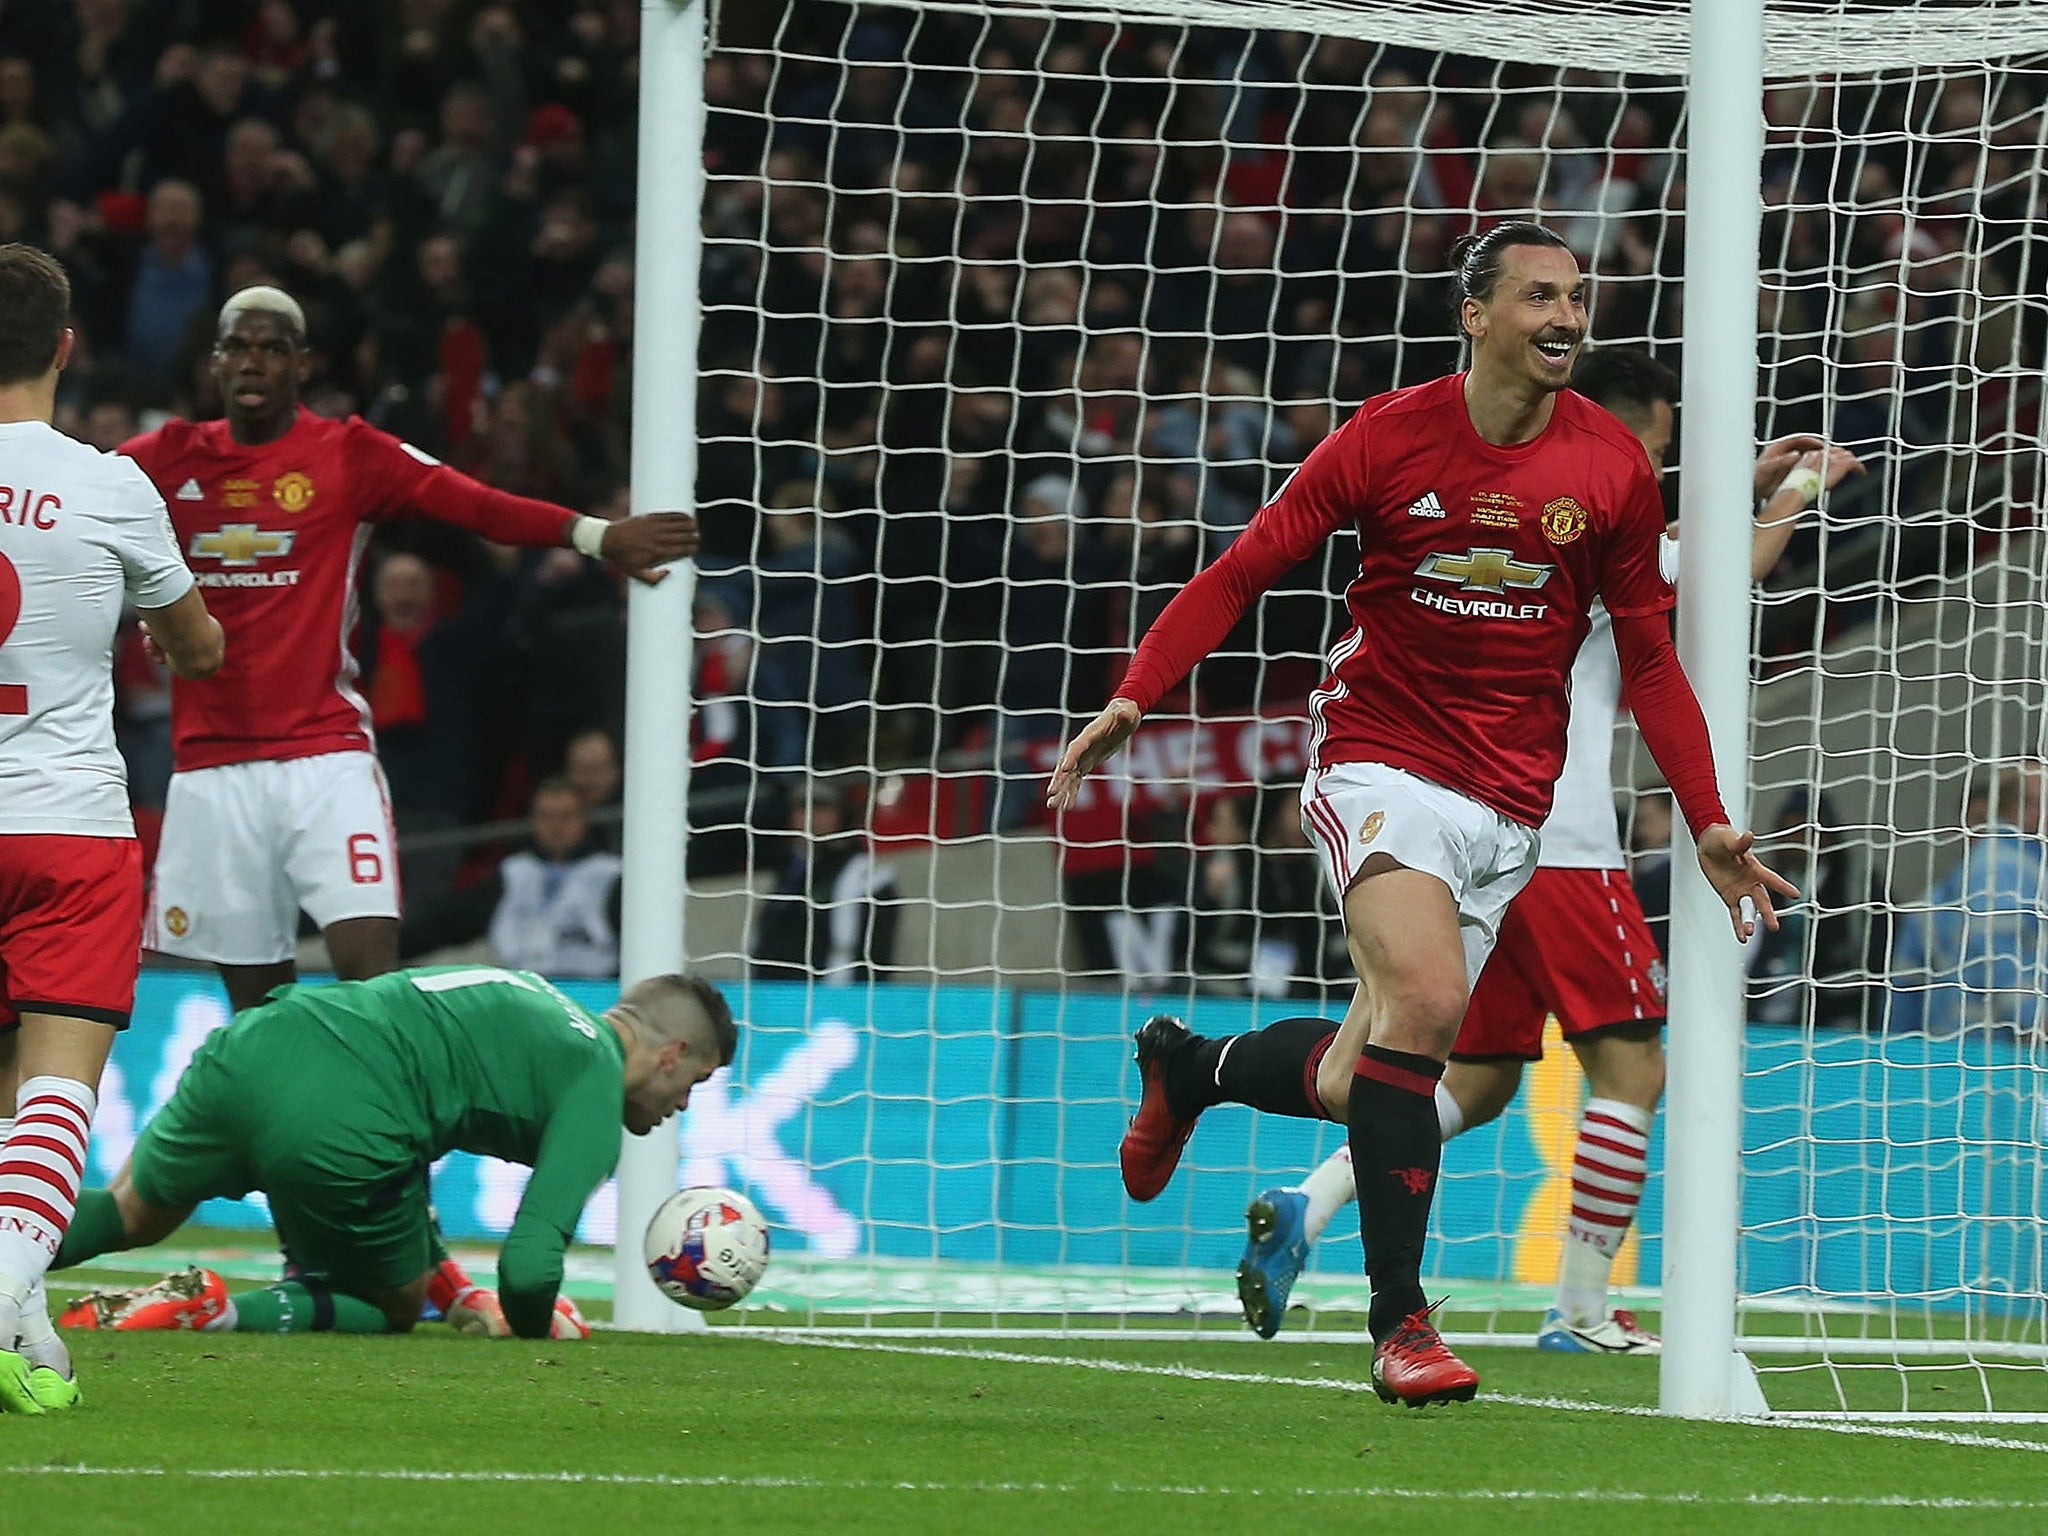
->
<box><xmin>147</xmin><ymin>750</ymin><xmax>401</xmax><ymax>965</ymax></box>
<box><xmin>1299</xmin><ymin>761</ymin><xmax>1539</xmax><ymax>989</ymax></box>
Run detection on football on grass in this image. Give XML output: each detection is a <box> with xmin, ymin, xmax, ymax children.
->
<box><xmin>644</xmin><ymin>1187</ymin><xmax>771</xmax><ymax>1310</ymax></box>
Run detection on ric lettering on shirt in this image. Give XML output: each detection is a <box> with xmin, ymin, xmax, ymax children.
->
<box><xmin>0</xmin><ymin>486</ymin><xmax>60</xmax><ymax>528</ymax></box>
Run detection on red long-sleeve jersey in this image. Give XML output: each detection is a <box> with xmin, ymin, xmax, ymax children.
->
<box><xmin>122</xmin><ymin>408</ymin><xmax>577</xmax><ymax>771</ymax></box>
<box><xmin>1117</xmin><ymin>373</ymin><xmax>1729</xmax><ymax>836</ymax></box>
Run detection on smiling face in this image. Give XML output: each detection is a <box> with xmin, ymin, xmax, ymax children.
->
<box><xmin>1463</xmin><ymin>242</ymin><xmax>1587</xmax><ymax>394</ymax></box>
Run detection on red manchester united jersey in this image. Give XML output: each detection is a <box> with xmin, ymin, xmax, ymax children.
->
<box><xmin>121</xmin><ymin>408</ymin><xmax>573</xmax><ymax>771</ymax></box>
<box><xmin>1117</xmin><ymin>373</ymin><xmax>1674</xmax><ymax>828</ymax></box>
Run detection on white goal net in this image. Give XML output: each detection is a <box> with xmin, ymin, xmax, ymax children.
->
<box><xmin>679</xmin><ymin>0</ymin><xmax>2048</xmax><ymax>1414</ymax></box>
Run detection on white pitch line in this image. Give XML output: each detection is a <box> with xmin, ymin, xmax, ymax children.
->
<box><xmin>760</xmin><ymin>1335</ymin><xmax>2048</xmax><ymax>1455</ymax></box>
<box><xmin>3</xmin><ymin>1465</ymin><xmax>2045</xmax><ymax>1508</ymax></box>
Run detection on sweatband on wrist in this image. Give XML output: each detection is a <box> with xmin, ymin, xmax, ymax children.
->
<box><xmin>570</xmin><ymin>515</ymin><xmax>609</xmax><ymax>558</ymax></box>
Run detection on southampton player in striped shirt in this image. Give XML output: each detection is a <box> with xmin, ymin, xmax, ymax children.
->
<box><xmin>1049</xmin><ymin>223</ymin><xmax>1796</xmax><ymax>1407</ymax></box>
<box><xmin>0</xmin><ymin>245</ymin><xmax>224</xmax><ymax>1412</ymax></box>
<box><xmin>1229</xmin><ymin>349</ymin><xmax>1863</xmax><ymax>1355</ymax></box>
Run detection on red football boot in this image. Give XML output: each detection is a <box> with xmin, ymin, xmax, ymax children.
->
<box><xmin>1119</xmin><ymin>1014</ymin><xmax>1202</xmax><ymax>1202</ymax></box>
<box><xmin>1371</xmin><ymin>1301</ymin><xmax>1480</xmax><ymax>1407</ymax></box>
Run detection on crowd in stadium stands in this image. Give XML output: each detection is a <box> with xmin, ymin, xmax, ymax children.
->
<box><xmin>1889</xmin><ymin>760</ymin><xmax>2048</xmax><ymax>1040</ymax></box>
<box><xmin>9</xmin><ymin>0</ymin><xmax>2041</xmax><ymax>1013</ymax></box>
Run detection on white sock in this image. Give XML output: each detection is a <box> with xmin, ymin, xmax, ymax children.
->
<box><xmin>203</xmin><ymin>1300</ymin><xmax>239</xmax><ymax>1333</ymax></box>
<box><xmin>14</xmin><ymin>1277</ymin><xmax>69</xmax><ymax>1375</ymax></box>
<box><xmin>0</xmin><ymin>1076</ymin><xmax>98</xmax><ymax>1303</ymax></box>
<box><xmin>0</xmin><ymin>1115</ymin><xmax>11</xmax><ymax>1323</ymax></box>
<box><xmin>1558</xmin><ymin>1097</ymin><xmax>1653</xmax><ymax>1327</ymax></box>
<box><xmin>1434</xmin><ymin>1080</ymin><xmax>1465</xmax><ymax>1142</ymax></box>
<box><xmin>0</xmin><ymin>1119</ymin><xmax>66</xmax><ymax>1366</ymax></box>
<box><xmin>1298</xmin><ymin>1144</ymin><xmax>1355</xmax><ymax>1242</ymax></box>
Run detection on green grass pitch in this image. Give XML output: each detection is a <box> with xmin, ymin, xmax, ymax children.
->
<box><xmin>10</xmin><ymin>1272</ymin><xmax>2048</xmax><ymax>1536</ymax></box>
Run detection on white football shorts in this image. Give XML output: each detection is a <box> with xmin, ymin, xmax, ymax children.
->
<box><xmin>147</xmin><ymin>750</ymin><xmax>402</xmax><ymax>965</ymax></box>
<box><xmin>1299</xmin><ymin>761</ymin><xmax>1540</xmax><ymax>988</ymax></box>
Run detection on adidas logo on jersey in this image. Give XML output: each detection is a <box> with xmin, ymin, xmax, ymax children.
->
<box><xmin>175</xmin><ymin>478</ymin><xmax>204</xmax><ymax>501</ymax></box>
<box><xmin>1406</xmin><ymin>491</ymin><xmax>1447</xmax><ymax>518</ymax></box>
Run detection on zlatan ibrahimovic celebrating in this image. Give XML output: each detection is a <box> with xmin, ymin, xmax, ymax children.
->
<box><xmin>1047</xmin><ymin>222</ymin><xmax>1794</xmax><ymax>1408</ymax></box>
<box><xmin>121</xmin><ymin>287</ymin><xmax>697</xmax><ymax>1012</ymax></box>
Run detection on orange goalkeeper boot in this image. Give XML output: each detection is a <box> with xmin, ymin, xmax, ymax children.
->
<box><xmin>58</xmin><ymin>1267</ymin><xmax>228</xmax><ymax>1331</ymax></box>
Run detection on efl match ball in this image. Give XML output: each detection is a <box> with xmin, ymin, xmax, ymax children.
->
<box><xmin>644</xmin><ymin>1186</ymin><xmax>771</xmax><ymax>1311</ymax></box>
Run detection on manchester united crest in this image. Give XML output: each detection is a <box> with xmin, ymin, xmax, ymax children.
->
<box><xmin>272</xmin><ymin>471</ymin><xmax>316</xmax><ymax>513</ymax></box>
<box><xmin>164</xmin><ymin>906</ymin><xmax>191</xmax><ymax>938</ymax></box>
<box><xmin>1541</xmin><ymin>495</ymin><xmax>1588</xmax><ymax>545</ymax></box>
<box><xmin>1359</xmin><ymin>810</ymin><xmax>1385</xmax><ymax>845</ymax></box>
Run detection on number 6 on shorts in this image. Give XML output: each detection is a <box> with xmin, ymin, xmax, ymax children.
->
<box><xmin>347</xmin><ymin>832</ymin><xmax>384</xmax><ymax>886</ymax></box>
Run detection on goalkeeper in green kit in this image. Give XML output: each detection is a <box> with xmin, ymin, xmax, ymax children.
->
<box><xmin>45</xmin><ymin>966</ymin><xmax>734</xmax><ymax>1342</ymax></box>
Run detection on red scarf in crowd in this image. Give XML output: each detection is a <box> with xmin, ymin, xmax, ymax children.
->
<box><xmin>369</xmin><ymin>626</ymin><xmax>428</xmax><ymax>730</ymax></box>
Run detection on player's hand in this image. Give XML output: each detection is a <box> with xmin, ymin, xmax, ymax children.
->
<box><xmin>598</xmin><ymin>512</ymin><xmax>700</xmax><ymax>585</ymax></box>
<box><xmin>445</xmin><ymin>1285</ymin><xmax>512</xmax><ymax>1338</ymax></box>
<box><xmin>1695</xmin><ymin>824</ymin><xmax>1799</xmax><ymax>942</ymax></box>
<box><xmin>136</xmin><ymin>620</ymin><xmax>168</xmax><ymax>670</ymax></box>
<box><xmin>1809</xmin><ymin>443</ymin><xmax>1867</xmax><ymax>493</ymax></box>
<box><xmin>1046</xmin><ymin>698</ymin><xmax>1142</xmax><ymax>812</ymax></box>
<box><xmin>550</xmin><ymin>1296</ymin><xmax>590</xmax><ymax>1341</ymax></box>
<box><xmin>1753</xmin><ymin>435</ymin><xmax>1825</xmax><ymax>501</ymax></box>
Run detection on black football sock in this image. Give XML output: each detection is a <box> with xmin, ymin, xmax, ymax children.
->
<box><xmin>1181</xmin><ymin>1018</ymin><xmax>1340</xmax><ymax>1119</ymax></box>
<box><xmin>1351</xmin><ymin>1043</ymin><xmax>1445</xmax><ymax>1343</ymax></box>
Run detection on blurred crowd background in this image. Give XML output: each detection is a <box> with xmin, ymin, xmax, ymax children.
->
<box><xmin>9</xmin><ymin>0</ymin><xmax>2042</xmax><ymax>1028</ymax></box>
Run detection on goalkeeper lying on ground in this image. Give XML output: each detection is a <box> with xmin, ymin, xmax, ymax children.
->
<box><xmin>47</xmin><ymin>966</ymin><xmax>734</xmax><ymax>1342</ymax></box>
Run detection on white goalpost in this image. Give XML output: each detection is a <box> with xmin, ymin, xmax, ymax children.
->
<box><xmin>1662</xmin><ymin>0</ymin><xmax>1765</xmax><ymax>1421</ymax></box>
<box><xmin>615</xmin><ymin>0</ymin><xmax>2048</xmax><ymax>1421</ymax></box>
<box><xmin>617</xmin><ymin>0</ymin><xmax>708</xmax><ymax>1335</ymax></box>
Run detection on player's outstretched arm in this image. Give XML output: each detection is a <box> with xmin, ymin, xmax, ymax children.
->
<box><xmin>1047</xmin><ymin>697</ymin><xmax>1141</xmax><ymax>811</ymax></box>
<box><xmin>494</xmin><ymin>1065</ymin><xmax>622</xmax><ymax>1338</ymax></box>
<box><xmin>361</xmin><ymin>424</ymin><xmax>699</xmax><ymax>586</ymax></box>
<box><xmin>137</xmin><ymin>588</ymin><xmax>224</xmax><ymax>679</ymax></box>
<box><xmin>1047</xmin><ymin>412</ymin><xmax>1365</xmax><ymax>813</ymax></box>
<box><xmin>1748</xmin><ymin>440</ymin><xmax>1866</xmax><ymax>579</ymax></box>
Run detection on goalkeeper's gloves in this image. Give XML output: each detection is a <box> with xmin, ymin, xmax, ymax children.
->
<box><xmin>445</xmin><ymin>1285</ymin><xmax>510</xmax><ymax>1337</ymax></box>
<box><xmin>446</xmin><ymin>1285</ymin><xmax>589</xmax><ymax>1341</ymax></box>
<box><xmin>549</xmin><ymin>1296</ymin><xmax>591</xmax><ymax>1341</ymax></box>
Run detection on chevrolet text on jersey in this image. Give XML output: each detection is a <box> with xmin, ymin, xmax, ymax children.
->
<box><xmin>120</xmin><ymin>407</ymin><xmax>575</xmax><ymax>772</ymax></box>
<box><xmin>1113</xmin><ymin>373</ymin><xmax>1674</xmax><ymax>828</ymax></box>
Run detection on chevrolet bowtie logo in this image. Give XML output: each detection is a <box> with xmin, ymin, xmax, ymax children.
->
<box><xmin>1414</xmin><ymin>547</ymin><xmax>1553</xmax><ymax>594</ymax></box>
<box><xmin>190</xmin><ymin>524</ymin><xmax>295</xmax><ymax>567</ymax></box>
